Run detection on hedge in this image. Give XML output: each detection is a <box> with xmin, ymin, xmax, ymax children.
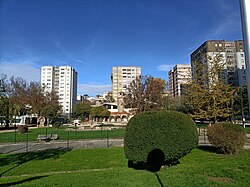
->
<box><xmin>124</xmin><ymin>110</ymin><xmax>198</xmax><ymax>166</ymax></box>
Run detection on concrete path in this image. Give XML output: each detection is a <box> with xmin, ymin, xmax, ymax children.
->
<box><xmin>0</xmin><ymin>139</ymin><xmax>124</xmax><ymax>154</ymax></box>
<box><xmin>1</xmin><ymin>134</ymin><xmax>250</xmax><ymax>154</ymax></box>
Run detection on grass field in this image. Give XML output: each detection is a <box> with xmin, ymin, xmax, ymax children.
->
<box><xmin>0</xmin><ymin>147</ymin><xmax>250</xmax><ymax>186</ymax></box>
<box><xmin>243</xmin><ymin>126</ymin><xmax>250</xmax><ymax>134</ymax></box>
<box><xmin>0</xmin><ymin>127</ymin><xmax>126</xmax><ymax>143</ymax></box>
<box><xmin>1</xmin><ymin>123</ymin><xmax>249</xmax><ymax>143</ymax></box>
<box><xmin>197</xmin><ymin>124</ymin><xmax>250</xmax><ymax>134</ymax></box>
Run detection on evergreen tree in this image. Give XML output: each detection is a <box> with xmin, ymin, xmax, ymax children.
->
<box><xmin>186</xmin><ymin>54</ymin><xmax>237</xmax><ymax>122</ymax></box>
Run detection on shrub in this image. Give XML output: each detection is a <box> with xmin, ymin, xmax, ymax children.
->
<box><xmin>207</xmin><ymin>122</ymin><xmax>246</xmax><ymax>155</ymax></box>
<box><xmin>18</xmin><ymin>125</ymin><xmax>28</xmax><ymax>133</ymax></box>
<box><xmin>52</xmin><ymin>121</ymin><xmax>62</xmax><ymax>128</ymax></box>
<box><xmin>124</xmin><ymin>110</ymin><xmax>198</xmax><ymax>167</ymax></box>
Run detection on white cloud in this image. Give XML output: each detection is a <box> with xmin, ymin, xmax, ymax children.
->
<box><xmin>0</xmin><ymin>60</ymin><xmax>41</xmax><ymax>82</ymax></box>
<box><xmin>72</xmin><ymin>58</ymin><xmax>86</xmax><ymax>64</ymax></box>
<box><xmin>83</xmin><ymin>37</ymin><xmax>97</xmax><ymax>54</ymax></box>
<box><xmin>157</xmin><ymin>64</ymin><xmax>174</xmax><ymax>72</ymax></box>
<box><xmin>77</xmin><ymin>83</ymin><xmax>112</xmax><ymax>96</ymax></box>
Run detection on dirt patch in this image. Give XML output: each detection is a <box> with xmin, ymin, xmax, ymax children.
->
<box><xmin>207</xmin><ymin>176</ymin><xmax>233</xmax><ymax>184</ymax></box>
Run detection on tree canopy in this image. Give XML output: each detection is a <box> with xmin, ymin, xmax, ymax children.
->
<box><xmin>124</xmin><ymin>75</ymin><xmax>166</xmax><ymax>114</ymax></box>
<box><xmin>233</xmin><ymin>85</ymin><xmax>249</xmax><ymax>119</ymax></box>
<box><xmin>186</xmin><ymin>54</ymin><xmax>237</xmax><ymax>122</ymax></box>
<box><xmin>90</xmin><ymin>106</ymin><xmax>110</xmax><ymax>121</ymax></box>
<box><xmin>0</xmin><ymin>75</ymin><xmax>62</xmax><ymax>127</ymax></box>
<box><xmin>73</xmin><ymin>101</ymin><xmax>91</xmax><ymax>121</ymax></box>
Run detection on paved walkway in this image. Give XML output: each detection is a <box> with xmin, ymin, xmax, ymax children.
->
<box><xmin>0</xmin><ymin>139</ymin><xmax>124</xmax><ymax>154</ymax></box>
<box><xmin>1</xmin><ymin>135</ymin><xmax>250</xmax><ymax>154</ymax></box>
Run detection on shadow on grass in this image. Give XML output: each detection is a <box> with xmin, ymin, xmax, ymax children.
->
<box><xmin>155</xmin><ymin>173</ymin><xmax>164</xmax><ymax>187</ymax></box>
<box><xmin>128</xmin><ymin>149</ymin><xmax>180</xmax><ymax>172</ymax></box>
<box><xmin>198</xmin><ymin>145</ymin><xmax>221</xmax><ymax>154</ymax></box>
<box><xmin>0</xmin><ymin>175</ymin><xmax>48</xmax><ymax>187</ymax></box>
<box><xmin>128</xmin><ymin>149</ymin><xmax>180</xmax><ymax>187</ymax></box>
<box><xmin>0</xmin><ymin>148</ymin><xmax>71</xmax><ymax>177</ymax></box>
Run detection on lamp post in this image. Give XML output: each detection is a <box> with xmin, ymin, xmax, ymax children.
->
<box><xmin>14</xmin><ymin>115</ymin><xmax>17</xmax><ymax>143</ymax></box>
<box><xmin>240</xmin><ymin>0</ymin><xmax>250</xmax><ymax>116</ymax></box>
<box><xmin>240</xmin><ymin>85</ymin><xmax>245</xmax><ymax>127</ymax></box>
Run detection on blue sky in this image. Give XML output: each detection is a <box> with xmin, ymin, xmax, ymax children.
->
<box><xmin>0</xmin><ymin>0</ymin><xmax>243</xmax><ymax>96</ymax></box>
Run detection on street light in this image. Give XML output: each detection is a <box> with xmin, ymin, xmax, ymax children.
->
<box><xmin>240</xmin><ymin>0</ymin><xmax>250</xmax><ymax>116</ymax></box>
<box><xmin>240</xmin><ymin>85</ymin><xmax>245</xmax><ymax>127</ymax></box>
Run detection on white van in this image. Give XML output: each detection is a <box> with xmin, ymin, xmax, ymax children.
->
<box><xmin>12</xmin><ymin>115</ymin><xmax>38</xmax><ymax>126</ymax></box>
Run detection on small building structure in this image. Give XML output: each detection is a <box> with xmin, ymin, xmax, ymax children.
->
<box><xmin>102</xmin><ymin>103</ymin><xmax>131</xmax><ymax>122</ymax></box>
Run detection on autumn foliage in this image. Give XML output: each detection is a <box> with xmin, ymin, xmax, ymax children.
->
<box><xmin>124</xmin><ymin>76</ymin><xmax>166</xmax><ymax>114</ymax></box>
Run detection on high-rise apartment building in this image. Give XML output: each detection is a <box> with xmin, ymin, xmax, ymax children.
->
<box><xmin>41</xmin><ymin>66</ymin><xmax>77</xmax><ymax>115</ymax></box>
<box><xmin>191</xmin><ymin>40</ymin><xmax>246</xmax><ymax>87</ymax></box>
<box><xmin>111</xmin><ymin>66</ymin><xmax>141</xmax><ymax>101</ymax></box>
<box><xmin>168</xmin><ymin>64</ymin><xmax>191</xmax><ymax>97</ymax></box>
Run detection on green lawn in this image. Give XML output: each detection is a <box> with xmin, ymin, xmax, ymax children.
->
<box><xmin>244</xmin><ymin>126</ymin><xmax>250</xmax><ymax>134</ymax></box>
<box><xmin>0</xmin><ymin>127</ymin><xmax>125</xmax><ymax>143</ymax></box>
<box><xmin>197</xmin><ymin>124</ymin><xmax>250</xmax><ymax>134</ymax></box>
<box><xmin>0</xmin><ymin>147</ymin><xmax>250</xmax><ymax>186</ymax></box>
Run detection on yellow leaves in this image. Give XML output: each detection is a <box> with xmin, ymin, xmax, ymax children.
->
<box><xmin>187</xmin><ymin>53</ymin><xmax>237</xmax><ymax>120</ymax></box>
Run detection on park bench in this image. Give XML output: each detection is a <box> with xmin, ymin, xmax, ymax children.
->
<box><xmin>37</xmin><ymin>134</ymin><xmax>58</xmax><ymax>141</ymax></box>
<box><xmin>50</xmin><ymin>134</ymin><xmax>58</xmax><ymax>140</ymax></box>
<box><xmin>83</xmin><ymin>125</ymin><xmax>91</xmax><ymax>129</ymax></box>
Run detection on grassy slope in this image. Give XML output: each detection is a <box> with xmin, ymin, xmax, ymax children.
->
<box><xmin>0</xmin><ymin>127</ymin><xmax>125</xmax><ymax>143</ymax></box>
<box><xmin>0</xmin><ymin>147</ymin><xmax>250</xmax><ymax>186</ymax></box>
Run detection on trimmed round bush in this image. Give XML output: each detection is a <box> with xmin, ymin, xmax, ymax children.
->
<box><xmin>207</xmin><ymin>122</ymin><xmax>246</xmax><ymax>155</ymax></box>
<box><xmin>52</xmin><ymin>121</ymin><xmax>62</xmax><ymax>128</ymax></box>
<box><xmin>124</xmin><ymin>110</ymin><xmax>198</xmax><ymax>164</ymax></box>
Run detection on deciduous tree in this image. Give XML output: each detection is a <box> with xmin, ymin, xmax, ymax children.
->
<box><xmin>124</xmin><ymin>76</ymin><xmax>166</xmax><ymax>114</ymax></box>
<box><xmin>40</xmin><ymin>91</ymin><xmax>62</xmax><ymax>125</ymax></box>
<box><xmin>0</xmin><ymin>74</ymin><xmax>9</xmax><ymax>125</ymax></box>
<box><xmin>90</xmin><ymin>106</ymin><xmax>110</xmax><ymax>122</ymax></box>
<box><xmin>105</xmin><ymin>93</ymin><xmax>115</xmax><ymax>103</ymax></box>
<box><xmin>73</xmin><ymin>101</ymin><xmax>91</xmax><ymax>121</ymax></box>
<box><xmin>233</xmin><ymin>85</ymin><xmax>249</xmax><ymax>119</ymax></box>
<box><xmin>163</xmin><ymin>95</ymin><xmax>192</xmax><ymax>114</ymax></box>
<box><xmin>2</xmin><ymin>76</ymin><xmax>62</xmax><ymax>127</ymax></box>
<box><xmin>26</xmin><ymin>82</ymin><xmax>46</xmax><ymax>116</ymax></box>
